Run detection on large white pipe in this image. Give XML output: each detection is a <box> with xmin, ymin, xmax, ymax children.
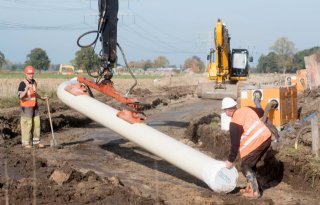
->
<box><xmin>57</xmin><ymin>79</ymin><xmax>238</xmax><ymax>193</ymax></box>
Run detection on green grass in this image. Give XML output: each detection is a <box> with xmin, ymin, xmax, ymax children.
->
<box><xmin>38</xmin><ymin>90</ymin><xmax>58</xmax><ymax>99</ymax></box>
<box><xmin>301</xmin><ymin>157</ymin><xmax>320</xmax><ymax>187</ymax></box>
<box><xmin>0</xmin><ymin>90</ymin><xmax>57</xmax><ymax>109</ymax></box>
<box><xmin>0</xmin><ymin>96</ymin><xmax>19</xmax><ymax>108</ymax></box>
<box><xmin>278</xmin><ymin>145</ymin><xmax>320</xmax><ymax>187</ymax></box>
<box><xmin>0</xmin><ymin>72</ymin><xmax>78</xmax><ymax>79</ymax></box>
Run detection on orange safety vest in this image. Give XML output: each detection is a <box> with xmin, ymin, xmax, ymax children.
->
<box><xmin>231</xmin><ymin>107</ymin><xmax>271</xmax><ymax>158</ymax></box>
<box><xmin>20</xmin><ymin>79</ymin><xmax>37</xmax><ymax>107</ymax></box>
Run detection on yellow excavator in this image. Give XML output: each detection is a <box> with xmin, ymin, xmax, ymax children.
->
<box><xmin>197</xmin><ymin>18</ymin><xmax>252</xmax><ymax>99</ymax></box>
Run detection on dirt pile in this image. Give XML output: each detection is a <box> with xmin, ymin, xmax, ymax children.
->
<box><xmin>0</xmin><ymin>150</ymin><xmax>163</xmax><ymax>205</ymax></box>
<box><xmin>0</xmin><ymin>100</ymin><xmax>91</xmax><ymax>147</ymax></box>
<box><xmin>139</xmin><ymin>85</ymin><xmax>196</xmax><ymax>110</ymax></box>
<box><xmin>87</xmin><ymin>85</ymin><xmax>196</xmax><ymax>114</ymax></box>
<box><xmin>0</xmin><ymin>109</ymin><xmax>20</xmax><ymax>139</ymax></box>
<box><xmin>185</xmin><ymin>113</ymin><xmax>230</xmax><ymax>160</ymax></box>
<box><xmin>278</xmin><ymin>86</ymin><xmax>320</xmax><ymax>191</ymax></box>
<box><xmin>298</xmin><ymin>86</ymin><xmax>320</xmax><ymax>118</ymax></box>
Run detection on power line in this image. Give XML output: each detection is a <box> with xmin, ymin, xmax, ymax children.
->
<box><xmin>128</xmin><ymin>9</ymin><xmax>192</xmax><ymax>44</ymax></box>
<box><xmin>118</xmin><ymin>33</ymin><xmax>202</xmax><ymax>55</ymax></box>
<box><xmin>120</xmin><ymin>24</ymin><xmax>201</xmax><ymax>54</ymax></box>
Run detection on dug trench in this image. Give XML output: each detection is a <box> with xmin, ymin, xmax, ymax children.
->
<box><xmin>1</xmin><ymin>85</ymin><xmax>320</xmax><ymax>204</ymax></box>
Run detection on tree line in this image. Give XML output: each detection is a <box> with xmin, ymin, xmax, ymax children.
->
<box><xmin>0</xmin><ymin>47</ymin><xmax>205</xmax><ymax>74</ymax></box>
<box><xmin>256</xmin><ymin>37</ymin><xmax>320</xmax><ymax>73</ymax></box>
<box><xmin>0</xmin><ymin>37</ymin><xmax>319</xmax><ymax>74</ymax></box>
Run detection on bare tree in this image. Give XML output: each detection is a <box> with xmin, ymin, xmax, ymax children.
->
<box><xmin>270</xmin><ymin>37</ymin><xmax>296</xmax><ymax>73</ymax></box>
<box><xmin>183</xmin><ymin>56</ymin><xmax>205</xmax><ymax>73</ymax></box>
<box><xmin>128</xmin><ymin>60</ymin><xmax>136</xmax><ymax>68</ymax></box>
<box><xmin>153</xmin><ymin>56</ymin><xmax>169</xmax><ymax>68</ymax></box>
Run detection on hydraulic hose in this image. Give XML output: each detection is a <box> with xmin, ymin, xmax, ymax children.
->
<box><xmin>254</xmin><ymin>94</ymin><xmax>280</xmax><ymax>141</ymax></box>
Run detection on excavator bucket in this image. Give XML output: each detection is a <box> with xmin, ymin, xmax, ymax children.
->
<box><xmin>196</xmin><ymin>81</ymin><xmax>239</xmax><ymax>100</ymax></box>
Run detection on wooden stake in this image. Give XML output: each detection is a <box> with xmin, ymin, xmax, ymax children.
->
<box><xmin>311</xmin><ymin>113</ymin><xmax>319</xmax><ymax>157</ymax></box>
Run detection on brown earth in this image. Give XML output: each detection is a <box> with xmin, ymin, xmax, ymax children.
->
<box><xmin>1</xmin><ymin>76</ymin><xmax>320</xmax><ymax>205</ymax></box>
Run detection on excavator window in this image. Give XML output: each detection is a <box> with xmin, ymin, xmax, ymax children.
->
<box><xmin>231</xmin><ymin>49</ymin><xmax>249</xmax><ymax>77</ymax></box>
<box><xmin>232</xmin><ymin>53</ymin><xmax>247</xmax><ymax>70</ymax></box>
<box><xmin>207</xmin><ymin>48</ymin><xmax>215</xmax><ymax>62</ymax></box>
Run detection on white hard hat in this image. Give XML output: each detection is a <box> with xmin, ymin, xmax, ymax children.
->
<box><xmin>221</xmin><ymin>97</ymin><xmax>237</xmax><ymax>110</ymax></box>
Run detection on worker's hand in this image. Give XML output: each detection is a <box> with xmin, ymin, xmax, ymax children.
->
<box><xmin>225</xmin><ymin>160</ymin><xmax>234</xmax><ymax>169</ymax></box>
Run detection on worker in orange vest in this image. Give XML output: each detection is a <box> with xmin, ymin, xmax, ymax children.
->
<box><xmin>222</xmin><ymin>97</ymin><xmax>272</xmax><ymax>198</ymax></box>
<box><xmin>18</xmin><ymin>65</ymin><xmax>48</xmax><ymax>148</ymax></box>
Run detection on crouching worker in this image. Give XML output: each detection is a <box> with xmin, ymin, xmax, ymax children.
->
<box><xmin>18</xmin><ymin>65</ymin><xmax>48</xmax><ymax>148</ymax></box>
<box><xmin>222</xmin><ymin>97</ymin><xmax>271</xmax><ymax>198</ymax></box>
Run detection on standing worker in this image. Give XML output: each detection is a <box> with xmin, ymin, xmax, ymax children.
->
<box><xmin>222</xmin><ymin>97</ymin><xmax>271</xmax><ymax>198</ymax></box>
<box><xmin>18</xmin><ymin>65</ymin><xmax>48</xmax><ymax>148</ymax></box>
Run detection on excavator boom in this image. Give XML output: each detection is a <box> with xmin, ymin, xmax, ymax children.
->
<box><xmin>65</xmin><ymin>0</ymin><xmax>146</xmax><ymax>123</ymax></box>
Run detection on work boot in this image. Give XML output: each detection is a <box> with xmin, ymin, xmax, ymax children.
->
<box><xmin>239</xmin><ymin>183</ymin><xmax>251</xmax><ymax>193</ymax></box>
<box><xmin>242</xmin><ymin>174</ymin><xmax>260</xmax><ymax>198</ymax></box>
<box><xmin>23</xmin><ymin>144</ymin><xmax>32</xmax><ymax>149</ymax></box>
<box><xmin>37</xmin><ymin>143</ymin><xmax>45</xmax><ymax>148</ymax></box>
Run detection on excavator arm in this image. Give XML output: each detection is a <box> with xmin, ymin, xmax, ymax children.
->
<box><xmin>66</xmin><ymin>0</ymin><xmax>146</xmax><ymax>123</ymax></box>
<box><xmin>208</xmin><ymin>19</ymin><xmax>231</xmax><ymax>89</ymax></box>
<box><xmin>98</xmin><ymin>0</ymin><xmax>118</xmax><ymax>80</ymax></box>
<box><xmin>197</xmin><ymin>18</ymin><xmax>251</xmax><ymax>99</ymax></box>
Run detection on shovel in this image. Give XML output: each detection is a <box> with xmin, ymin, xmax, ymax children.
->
<box><xmin>46</xmin><ymin>99</ymin><xmax>58</xmax><ymax>147</ymax></box>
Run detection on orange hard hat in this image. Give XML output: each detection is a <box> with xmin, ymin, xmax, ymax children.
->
<box><xmin>25</xmin><ymin>65</ymin><xmax>35</xmax><ymax>74</ymax></box>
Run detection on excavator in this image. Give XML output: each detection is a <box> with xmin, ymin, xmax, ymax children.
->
<box><xmin>197</xmin><ymin>18</ymin><xmax>252</xmax><ymax>99</ymax></box>
<box><xmin>65</xmin><ymin>0</ymin><xmax>146</xmax><ymax>124</ymax></box>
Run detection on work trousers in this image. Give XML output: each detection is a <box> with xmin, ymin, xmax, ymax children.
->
<box><xmin>240</xmin><ymin>137</ymin><xmax>271</xmax><ymax>176</ymax></box>
<box><xmin>20</xmin><ymin>115</ymin><xmax>40</xmax><ymax>146</ymax></box>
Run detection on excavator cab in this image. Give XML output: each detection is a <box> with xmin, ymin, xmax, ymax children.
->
<box><xmin>230</xmin><ymin>49</ymin><xmax>251</xmax><ymax>79</ymax></box>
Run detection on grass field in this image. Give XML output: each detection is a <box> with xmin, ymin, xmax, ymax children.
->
<box><xmin>0</xmin><ymin>71</ymin><xmax>167</xmax><ymax>108</ymax></box>
<box><xmin>0</xmin><ymin>71</ymin><xmax>284</xmax><ymax>108</ymax></box>
<box><xmin>0</xmin><ymin>71</ymin><xmax>164</xmax><ymax>79</ymax></box>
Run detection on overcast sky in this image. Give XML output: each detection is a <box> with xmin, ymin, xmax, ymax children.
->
<box><xmin>0</xmin><ymin>0</ymin><xmax>319</xmax><ymax>67</ymax></box>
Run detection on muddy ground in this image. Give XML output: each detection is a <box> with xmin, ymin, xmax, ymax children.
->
<box><xmin>1</xmin><ymin>78</ymin><xmax>320</xmax><ymax>205</ymax></box>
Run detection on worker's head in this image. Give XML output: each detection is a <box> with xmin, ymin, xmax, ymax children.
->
<box><xmin>221</xmin><ymin>97</ymin><xmax>237</xmax><ymax>117</ymax></box>
<box><xmin>25</xmin><ymin>65</ymin><xmax>35</xmax><ymax>79</ymax></box>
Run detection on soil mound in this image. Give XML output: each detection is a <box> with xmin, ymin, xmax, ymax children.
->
<box><xmin>0</xmin><ymin>152</ymin><xmax>164</xmax><ymax>205</ymax></box>
<box><xmin>185</xmin><ymin>113</ymin><xmax>230</xmax><ymax>159</ymax></box>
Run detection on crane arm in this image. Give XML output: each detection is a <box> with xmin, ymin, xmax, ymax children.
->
<box><xmin>98</xmin><ymin>0</ymin><xmax>119</xmax><ymax>80</ymax></box>
<box><xmin>69</xmin><ymin>0</ymin><xmax>146</xmax><ymax>123</ymax></box>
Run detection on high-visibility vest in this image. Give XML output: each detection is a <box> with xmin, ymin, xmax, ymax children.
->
<box><xmin>20</xmin><ymin>79</ymin><xmax>37</xmax><ymax>107</ymax></box>
<box><xmin>231</xmin><ymin>107</ymin><xmax>271</xmax><ymax>158</ymax></box>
